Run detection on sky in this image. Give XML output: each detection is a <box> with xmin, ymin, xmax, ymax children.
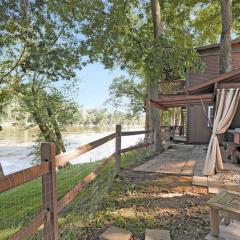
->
<box><xmin>73</xmin><ymin>63</ymin><xmax>129</xmax><ymax>109</ymax></box>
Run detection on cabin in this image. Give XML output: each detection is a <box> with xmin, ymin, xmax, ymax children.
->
<box><xmin>153</xmin><ymin>39</ymin><xmax>240</xmax><ymax>144</ymax></box>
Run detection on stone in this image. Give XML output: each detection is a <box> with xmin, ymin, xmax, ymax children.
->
<box><xmin>99</xmin><ymin>226</ymin><xmax>132</xmax><ymax>240</ymax></box>
<box><xmin>145</xmin><ymin>229</ymin><xmax>171</xmax><ymax>240</ymax></box>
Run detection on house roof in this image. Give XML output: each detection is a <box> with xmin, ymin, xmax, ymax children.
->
<box><xmin>196</xmin><ymin>38</ymin><xmax>240</xmax><ymax>52</ymax></box>
<box><xmin>187</xmin><ymin>68</ymin><xmax>240</xmax><ymax>94</ymax></box>
<box><xmin>151</xmin><ymin>93</ymin><xmax>213</xmax><ymax>109</ymax></box>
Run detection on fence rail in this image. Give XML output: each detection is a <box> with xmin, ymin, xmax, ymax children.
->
<box><xmin>0</xmin><ymin>125</ymin><xmax>154</xmax><ymax>240</ymax></box>
<box><xmin>121</xmin><ymin>142</ymin><xmax>153</xmax><ymax>154</ymax></box>
<box><xmin>0</xmin><ymin>162</ymin><xmax>49</xmax><ymax>193</ymax></box>
<box><xmin>55</xmin><ymin>133</ymin><xmax>116</xmax><ymax>167</ymax></box>
<box><xmin>121</xmin><ymin>130</ymin><xmax>152</xmax><ymax>136</ymax></box>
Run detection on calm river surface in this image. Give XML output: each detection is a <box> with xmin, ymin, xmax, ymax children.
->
<box><xmin>0</xmin><ymin>126</ymin><xmax>144</xmax><ymax>175</ymax></box>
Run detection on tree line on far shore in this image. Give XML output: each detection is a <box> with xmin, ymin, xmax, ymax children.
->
<box><xmin>0</xmin><ymin>100</ymin><xmax>144</xmax><ymax>128</ymax></box>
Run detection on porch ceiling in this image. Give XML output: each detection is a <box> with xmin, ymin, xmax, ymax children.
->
<box><xmin>151</xmin><ymin>93</ymin><xmax>213</xmax><ymax>109</ymax></box>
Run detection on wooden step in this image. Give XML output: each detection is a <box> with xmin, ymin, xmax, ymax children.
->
<box><xmin>99</xmin><ymin>226</ymin><xmax>132</xmax><ymax>240</ymax></box>
<box><xmin>145</xmin><ymin>229</ymin><xmax>171</xmax><ymax>240</ymax></box>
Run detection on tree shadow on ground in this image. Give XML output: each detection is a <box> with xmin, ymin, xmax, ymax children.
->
<box><xmin>61</xmin><ymin>170</ymin><xmax>212</xmax><ymax>240</ymax></box>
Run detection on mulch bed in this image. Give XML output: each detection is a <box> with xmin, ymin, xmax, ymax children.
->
<box><xmin>213</xmin><ymin>169</ymin><xmax>240</xmax><ymax>183</ymax></box>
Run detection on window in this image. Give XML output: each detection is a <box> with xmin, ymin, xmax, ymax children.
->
<box><xmin>207</xmin><ymin>105</ymin><xmax>214</xmax><ymax>127</ymax></box>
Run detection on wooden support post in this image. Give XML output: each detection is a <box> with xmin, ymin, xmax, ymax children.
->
<box><xmin>224</xmin><ymin>212</ymin><xmax>230</xmax><ymax>226</ymax></box>
<box><xmin>209</xmin><ymin>207</ymin><xmax>220</xmax><ymax>237</ymax></box>
<box><xmin>115</xmin><ymin>125</ymin><xmax>121</xmax><ymax>176</ymax></box>
<box><xmin>180</xmin><ymin>107</ymin><xmax>184</xmax><ymax>136</ymax></box>
<box><xmin>41</xmin><ymin>143</ymin><xmax>58</xmax><ymax>240</ymax></box>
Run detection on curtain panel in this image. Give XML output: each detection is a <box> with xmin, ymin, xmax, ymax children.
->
<box><xmin>204</xmin><ymin>88</ymin><xmax>240</xmax><ymax>176</ymax></box>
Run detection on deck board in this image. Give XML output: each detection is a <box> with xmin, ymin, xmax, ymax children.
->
<box><xmin>133</xmin><ymin>143</ymin><xmax>240</xmax><ymax>193</ymax></box>
<box><xmin>134</xmin><ymin>144</ymin><xmax>197</xmax><ymax>176</ymax></box>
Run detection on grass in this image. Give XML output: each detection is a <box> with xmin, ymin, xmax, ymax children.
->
<box><xmin>0</xmin><ymin>147</ymin><xmax>151</xmax><ymax>240</ymax></box>
<box><xmin>54</xmin><ymin>150</ymin><xmax>211</xmax><ymax>240</ymax></box>
<box><xmin>0</xmin><ymin>161</ymin><xmax>100</xmax><ymax>239</ymax></box>
<box><xmin>70</xmin><ymin>173</ymin><xmax>211</xmax><ymax>240</ymax></box>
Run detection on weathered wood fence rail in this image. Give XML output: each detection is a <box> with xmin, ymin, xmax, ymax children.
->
<box><xmin>0</xmin><ymin>125</ymin><xmax>153</xmax><ymax>240</ymax></box>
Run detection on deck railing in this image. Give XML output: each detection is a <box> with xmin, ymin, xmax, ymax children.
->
<box><xmin>158</xmin><ymin>80</ymin><xmax>186</xmax><ymax>95</ymax></box>
<box><xmin>0</xmin><ymin>125</ymin><xmax>153</xmax><ymax>240</ymax></box>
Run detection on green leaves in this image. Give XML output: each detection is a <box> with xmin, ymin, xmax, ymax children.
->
<box><xmin>108</xmin><ymin>76</ymin><xmax>146</xmax><ymax>115</ymax></box>
<box><xmin>63</xmin><ymin>0</ymin><xmax>208</xmax><ymax>83</ymax></box>
<box><xmin>0</xmin><ymin>0</ymin><xmax>82</xmax><ymax>85</ymax></box>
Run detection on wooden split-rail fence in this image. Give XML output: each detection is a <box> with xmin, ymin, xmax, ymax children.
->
<box><xmin>0</xmin><ymin>125</ymin><xmax>154</xmax><ymax>240</ymax></box>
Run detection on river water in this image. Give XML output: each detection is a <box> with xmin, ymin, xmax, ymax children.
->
<box><xmin>0</xmin><ymin>126</ymin><xmax>145</xmax><ymax>175</ymax></box>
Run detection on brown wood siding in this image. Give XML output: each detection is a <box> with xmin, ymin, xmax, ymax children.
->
<box><xmin>188</xmin><ymin>55</ymin><xmax>219</xmax><ymax>87</ymax></box>
<box><xmin>232</xmin><ymin>52</ymin><xmax>240</xmax><ymax>69</ymax></box>
<box><xmin>187</xmin><ymin>43</ymin><xmax>240</xmax><ymax>88</ymax></box>
<box><xmin>187</xmin><ymin>42</ymin><xmax>240</xmax><ymax>143</ymax></box>
<box><xmin>187</xmin><ymin>101</ymin><xmax>240</xmax><ymax>143</ymax></box>
<box><xmin>231</xmin><ymin>101</ymin><xmax>240</xmax><ymax>129</ymax></box>
<box><xmin>187</xmin><ymin>104</ymin><xmax>212</xmax><ymax>143</ymax></box>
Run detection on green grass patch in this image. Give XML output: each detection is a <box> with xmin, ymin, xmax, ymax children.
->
<box><xmin>0</xmin><ymin>161</ymin><xmax>99</xmax><ymax>238</ymax></box>
<box><xmin>0</xmin><ymin>148</ymin><xmax>151</xmax><ymax>239</ymax></box>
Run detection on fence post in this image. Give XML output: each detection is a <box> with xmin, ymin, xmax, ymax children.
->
<box><xmin>41</xmin><ymin>143</ymin><xmax>58</xmax><ymax>240</ymax></box>
<box><xmin>115</xmin><ymin>125</ymin><xmax>122</xmax><ymax>175</ymax></box>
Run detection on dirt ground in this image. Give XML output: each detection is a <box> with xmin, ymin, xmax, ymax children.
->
<box><xmin>87</xmin><ymin>168</ymin><xmax>212</xmax><ymax>240</ymax></box>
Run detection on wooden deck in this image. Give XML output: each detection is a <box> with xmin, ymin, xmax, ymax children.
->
<box><xmin>134</xmin><ymin>144</ymin><xmax>204</xmax><ymax>176</ymax></box>
<box><xmin>133</xmin><ymin>144</ymin><xmax>240</xmax><ymax>193</ymax></box>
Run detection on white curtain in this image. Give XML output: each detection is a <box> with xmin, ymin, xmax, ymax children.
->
<box><xmin>204</xmin><ymin>88</ymin><xmax>240</xmax><ymax>176</ymax></box>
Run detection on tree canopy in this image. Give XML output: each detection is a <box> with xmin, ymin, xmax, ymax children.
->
<box><xmin>1</xmin><ymin>0</ymin><xmax>240</xmax><ymax>154</ymax></box>
<box><xmin>0</xmin><ymin>0</ymin><xmax>84</xmax><ymax>153</ymax></box>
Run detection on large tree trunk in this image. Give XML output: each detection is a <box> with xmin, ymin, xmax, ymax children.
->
<box><xmin>145</xmin><ymin>97</ymin><xmax>150</xmax><ymax>131</ymax></box>
<box><xmin>33</xmin><ymin>109</ymin><xmax>65</xmax><ymax>155</ymax></box>
<box><xmin>30</xmin><ymin>88</ymin><xmax>65</xmax><ymax>155</ymax></box>
<box><xmin>148</xmin><ymin>0</ymin><xmax>163</xmax><ymax>153</ymax></box>
<box><xmin>219</xmin><ymin>0</ymin><xmax>232</xmax><ymax>74</ymax></box>
<box><xmin>47</xmin><ymin>107</ymin><xmax>66</xmax><ymax>153</ymax></box>
<box><xmin>151</xmin><ymin>0</ymin><xmax>162</xmax><ymax>37</ymax></box>
<box><xmin>32</xmin><ymin>111</ymin><xmax>55</xmax><ymax>143</ymax></box>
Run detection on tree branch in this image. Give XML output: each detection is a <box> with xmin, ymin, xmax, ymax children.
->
<box><xmin>0</xmin><ymin>45</ymin><xmax>26</xmax><ymax>84</ymax></box>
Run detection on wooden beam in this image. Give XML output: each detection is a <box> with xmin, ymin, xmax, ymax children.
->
<box><xmin>10</xmin><ymin>210</ymin><xmax>48</xmax><ymax>240</ymax></box>
<box><xmin>157</xmin><ymin>93</ymin><xmax>213</xmax><ymax>102</ymax></box>
<box><xmin>163</xmin><ymin>98</ymin><xmax>212</xmax><ymax>105</ymax></box>
<box><xmin>121</xmin><ymin>142</ymin><xmax>153</xmax><ymax>153</ymax></box>
<box><xmin>160</xmin><ymin>99</ymin><xmax>212</xmax><ymax>106</ymax></box>
<box><xmin>121</xmin><ymin>130</ymin><xmax>152</xmax><ymax>136</ymax></box>
<box><xmin>218</xmin><ymin>82</ymin><xmax>240</xmax><ymax>89</ymax></box>
<box><xmin>56</xmin><ymin>133</ymin><xmax>115</xmax><ymax>167</ymax></box>
<box><xmin>151</xmin><ymin>93</ymin><xmax>213</xmax><ymax>109</ymax></box>
<box><xmin>199</xmin><ymin>50</ymin><xmax>240</xmax><ymax>58</ymax></box>
<box><xmin>196</xmin><ymin>38</ymin><xmax>240</xmax><ymax>52</ymax></box>
<box><xmin>150</xmin><ymin>99</ymin><xmax>167</xmax><ymax>110</ymax></box>
<box><xmin>0</xmin><ymin>163</ymin><xmax>49</xmax><ymax>193</ymax></box>
<box><xmin>57</xmin><ymin>153</ymin><xmax>115</xmax><ymax>213</ymax></box>
<box><xmin>163</xmin><ymin>103</ymin><xmax>209</xmax><ymax>108</ymax></box>
<box><xmin>115</xmin><ymin>125</ymin><xmax>121</xmax><ymax>175</ymax></box>
<box><xmin>41</xmin><ymin>143</ymin><xmax>58</xmax><ymax>240</ymax></box>
<box><xmin>187</xmin><ymin>68</ymin><xmax>240</xmax><ymax>93</ymax></box>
